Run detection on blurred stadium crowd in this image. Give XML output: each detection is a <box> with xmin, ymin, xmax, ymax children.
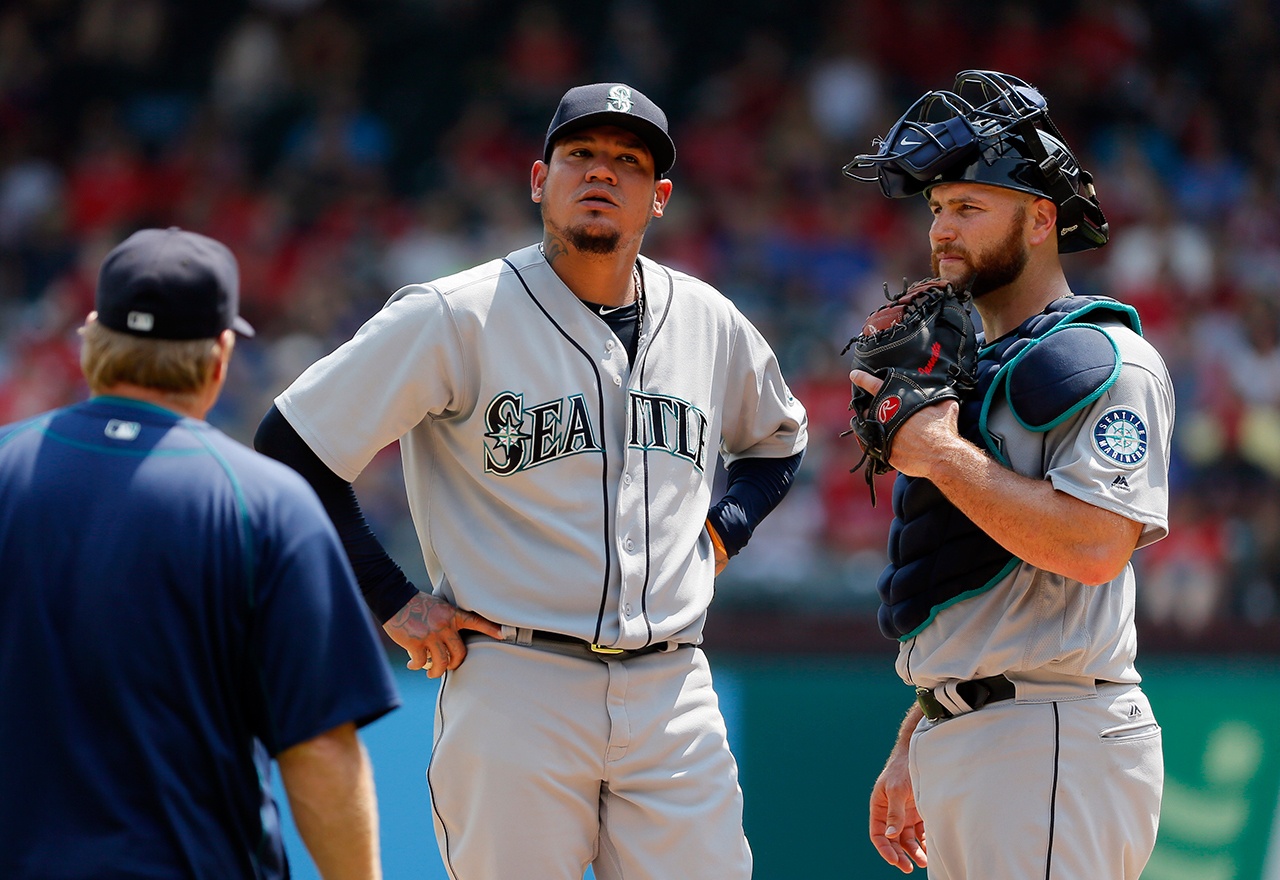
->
<box><xmin>2</xmin><ymin>0</ymin><xmax>1279</xmax><ymax>641</ymax></box>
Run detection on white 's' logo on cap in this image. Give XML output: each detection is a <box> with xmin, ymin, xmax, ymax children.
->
<box><xmin>127</xmin><ymin>311</ymin><xmax>155</xmax><ymax>332</ymax></box>
<box><xmin>607</xmin><ymin>86</ymin><xmax>633</xmax><ymax>113</ymax></box>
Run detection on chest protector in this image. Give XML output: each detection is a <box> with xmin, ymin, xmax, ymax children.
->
<box><xmin>876</xmin><ymin>296</ymin><xmax>1142</xmax><ymax>640</ymax></box>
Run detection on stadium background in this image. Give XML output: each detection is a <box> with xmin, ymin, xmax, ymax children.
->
<box><xmin>3</xmin><ymin>0</ymin><xmax>1279</xmax><ymax>876</ymax></box>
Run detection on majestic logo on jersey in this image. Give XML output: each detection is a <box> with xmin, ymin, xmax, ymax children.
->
<box><xmin>483</xmin><ymin>392</ymin><xmax>599</xmax><ymax>476</ymax></box>
<box><xmin>606</xmin><ymin>85</ymin><xmax>633</xmax><ymax>113</ymax></box>
<box><xmin>1093</xmin><ymin>407</ymin><xmax>1148</xmax><ymax>468</ymax></box>
<box><xmin>628</xmin><ymin>392</ymin><xmax>710</xmax><ymax>470</ymax></box>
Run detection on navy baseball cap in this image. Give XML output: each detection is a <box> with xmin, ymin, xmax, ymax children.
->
<box><xmin>544</xmin><ymin>83</ymin><xmax>676</xmax><ymax>177</ymax></box>
<box><xmin>96</xmin><ymin>227</ymin><xmax>254</xmax><ymax>340</ymax></box>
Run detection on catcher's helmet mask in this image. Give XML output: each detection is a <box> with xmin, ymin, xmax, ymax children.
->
<box><xmin>844</xmin><ymin>70</ymin><xmax>1108</xmax><ymax>253</ymax></box>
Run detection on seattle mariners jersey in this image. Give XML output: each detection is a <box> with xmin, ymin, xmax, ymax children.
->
<box><xmin>0</xmin><ymin>397</ymin><xmax>399</xmax><ymax>879</ymax></box>
<box><xmin>898</xmin><ymin>315</ymin><xmax>1173</xmax><ymax>689</ymax></box>
<box><xmin>277</xmin><ymin>243</ymin><xmax>808</xmax><ymax>648</ymax></box>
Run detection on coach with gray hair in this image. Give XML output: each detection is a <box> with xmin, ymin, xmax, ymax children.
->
<box><xmin>0</xmin><ymin>227</ymin><xmax>400</xmax><ymax>880</ymax></box>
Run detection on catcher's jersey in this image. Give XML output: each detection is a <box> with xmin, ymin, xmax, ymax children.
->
<box><xmin>277</xmin><ymin>244</ymin><xmax>807</xmax><ymax>648</ymax></box>
<box><xmin>897</xmin><ymin>316</ymin><xmax>1174</xmax><ymax>689</ymax></box>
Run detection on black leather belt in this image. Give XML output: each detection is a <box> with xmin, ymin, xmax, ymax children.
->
<box><xmin>916</xmin><ymin>675</ymin><xmax>1016</xmax><ymax>722</ymax></box>
<box><xmin>465</xmin><ymin>630</ymin><xmax>688</xmax><ymax>662</ymax></box>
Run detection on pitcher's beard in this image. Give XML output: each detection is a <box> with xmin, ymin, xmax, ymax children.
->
<box><xmin>543</xmin><ymin>207</ymin><xmax>622</xmax><ymax>255</ymax></box>
<box><xmin>569</xmin><ymin>227</ymin><xmax>621</xmax><ymax>255</ymax></box>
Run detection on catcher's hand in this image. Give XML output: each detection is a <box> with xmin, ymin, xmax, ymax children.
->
<box><xmin>841</xmin><ymin>277</ymin><xmax>978</xmax><ymax>504</ymax></box>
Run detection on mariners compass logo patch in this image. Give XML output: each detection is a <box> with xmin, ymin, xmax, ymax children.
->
<box><xmin>1093</xmin><ymin>407</ymin><xmax>1148</xmax><ymax>468</ymax></box>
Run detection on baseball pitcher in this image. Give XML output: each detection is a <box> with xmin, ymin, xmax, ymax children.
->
<box><xmin>255</xmin><ymin>82</ymin><xmax>808</xmax><ymax>879</ymax></box>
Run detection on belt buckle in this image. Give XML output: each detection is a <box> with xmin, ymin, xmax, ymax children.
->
<box><xmin>590</xmin><ymin>643</ymin><xmax>625</xmax><ymax>655</ymax></box>
<box><xmin>915</xmin><ymin>686</ymin><xmax>950</xmax><ymax>721</ymax></box>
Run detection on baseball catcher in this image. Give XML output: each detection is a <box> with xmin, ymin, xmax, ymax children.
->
<box><xmin>842</xmin><ymin>277</ymin><xmax>978</xmax><ymax>504</ymax></box>
<box><xmin>841</xmin><ymin>69</ymin><xmax>1169</xmax><ymax>880</ymax></box>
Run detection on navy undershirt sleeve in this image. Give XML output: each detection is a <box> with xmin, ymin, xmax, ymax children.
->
<box><xmin>707</xmin><ymin>450</ymin><xmax>804</xmax><ymax>558</ymax></box>
<box><xmin>254</xmin><ymin>405</ymin><xmax>418</xmax><ymax>624</ymax></box>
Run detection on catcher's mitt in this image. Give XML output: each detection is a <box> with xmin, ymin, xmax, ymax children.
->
<box><xmin>841</xmin><ymin>277</ymin><xmax>978</xmax><ymax>504</ymax></box>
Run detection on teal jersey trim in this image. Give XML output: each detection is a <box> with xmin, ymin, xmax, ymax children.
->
<box><xmin>1004</xmin><ymin>324</ymin><xmax>1121</xmax><ymax>434</ymax></box>
<box><xmin>898</xmin><ymin>556</ymin><xmax>1023</xmax><ymax>641</ymax></box>
<box><xmin>91</xmin><ymin>395</ymin><xmax>185</xmax><ymax>416</ymax></box>
<box><xmin>0</xmin><ymin>414</ymin><xmax>48</xmax><ymax>450</ymax></box>
<box><xmin>190</xmin><ymin>426</ymin><xmax>257</xmax><ymax>608</ymax></box>
<box><xmin>40</xmin><ymin>429</ymin><xmax>209</xmax><ymax>458</ymax></box>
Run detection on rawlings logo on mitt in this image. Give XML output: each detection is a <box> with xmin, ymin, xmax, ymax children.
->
<box><xmin>841</xmin><ymin>277</ymin><xmax>979</xmax><ymax>504</ymax></box>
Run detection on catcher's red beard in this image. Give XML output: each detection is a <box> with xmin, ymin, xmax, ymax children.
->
<box><xmin>931</xmin><ymin>247</ymin><xmax>969</xmax><ymax>275</ymax></box>
<box><xmin>931</xmin><ymin>206</ymin><xmax>1029</xmax><ymax>299</ymax></box>
<box><xmin>931</xmin><ymin>248</ymin><xmax>980</xmax><ymax>295</ymax></box>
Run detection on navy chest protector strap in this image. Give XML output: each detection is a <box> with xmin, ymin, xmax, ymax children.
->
<box><xmin>876</xmin><ymin>296</ymin><xmax>1141</xmax><ymax>640</ymax></box>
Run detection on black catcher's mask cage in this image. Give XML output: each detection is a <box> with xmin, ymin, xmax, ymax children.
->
<box><xmin>843</xmin><ymin>70</ymin><xmax>1109</xmax><ymax>253</ymax></box>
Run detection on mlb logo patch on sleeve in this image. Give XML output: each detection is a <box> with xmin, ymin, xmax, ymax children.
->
<box><xmin>1093</xmin><ymin>407</ymin><xmax>1147</xmax><ymax>468</ymax></box>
